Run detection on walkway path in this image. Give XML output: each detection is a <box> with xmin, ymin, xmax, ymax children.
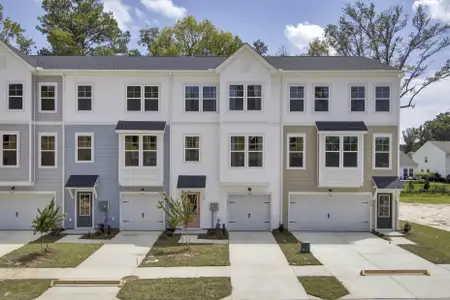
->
<box><xmin>229</xmin><ymin>232</ymin><xmax>308</xmax><ymax>300</ymax></box>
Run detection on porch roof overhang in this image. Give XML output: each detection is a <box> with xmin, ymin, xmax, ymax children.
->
<box><xmin>115</xmin><ymin>120</ymin><xmax>166</xmax><ymax>133</ymax></box>
<box><xmin>65</xmin><ymin>175</ymin><xmax>99</xmax><ymax>199</ymax></box>
<box><xmin>177</xmin><ymin>175</ymin><xmax>207</xmax><ymax>189</ymax></box>
<box><xmin>316</xmin><ymin>121</ymin><xmax>368</xmax><ymax>133</ymax></box>
<box><xmin>372</xmin><ymin>176</ymin><xmax>403</xmax><ymax>190</ymax></box>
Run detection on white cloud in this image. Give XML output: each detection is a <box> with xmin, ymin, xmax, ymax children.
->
<box><xmin>134</xmin><ymin>7</ymin><xmax>145</xmax><ymax>19</ymax></box>
<box><xmin>103</xmin><ymin>0</ymin><xmax>132</xmax><ymax>31</ymax></box>
<box><xmin>145</xmin><ymin>19</ymin><xmax>159</xmax><ymax>27</ymax></box>
<box><xmin>284</xmin><ymin>22</ymin><xmax>324</xmax><ymax>49</ymax></box>
<box><xmin>413</xmin><ymin>0</ymin><xmax>450</xmax><ymax>22</ymax></box>
<box><xmin>140</xmin><ymin>0</ymin><xmax>187</xmax><ymax>20</ymax></box>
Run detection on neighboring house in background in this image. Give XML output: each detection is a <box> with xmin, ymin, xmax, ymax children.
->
<box><xmin>399</xmin><ymin>151</ymin><xmax>417</xmax><ymax>179</ymax></box>
<box><xmin>0</xmin><ymin>42</ymin><xmax>403</xmax><ymax>232</ymax></box>
<box><xmin>412</xmin><ymin>141</ymin><xmax>450</xmax><ymax>177</ymax></box>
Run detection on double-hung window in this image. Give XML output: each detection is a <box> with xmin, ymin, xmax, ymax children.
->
<box><xmin>40</xmin><ymin>134</ymin><xmax>56</xmax><ymax>167</ymax></box>
<box><xmin>124</xmin><ymin>135</ymin><xmax>157</xmax><ymax>167</ymax></box>
<box><xmin>287</xmin><ymin>134</ymin><xmax>305</xmax><ymax>168</ymax></box>
<box><xmin>374</xmin><ymin>135</ymin><xmax>391</xmax><ymax>168</ymax></box>
<box><xmin>76</xmin><ymin>134</ymin><xmax>93</xmax><ymax>162</ymax></box>
<box><xmin>289</xmin><ymin>86</ymin><xmax>305</xmax><ymax>112</ymax></box>
<box><xmin>314</xmin><ymin>86</ymin><xmax>329</xmax><ymax>112</ymax></box>
<box><xmin>375</xmin><ymin>86</ymin><xmax>390</xmax><ymax>112</ymax></box>
<box><xmin>184</xmin><ymin>86</ymin><xmax>217</xmax><ymax>112</ymax></box>
<box><xmin>77</xmin><ymin>85</ymin><xmax>92</xmax><ymax>111</ymax></box>
<box><xmin>403</xmin><ymin>168</ymin><xmax>414</xmax><ymax>179</ymax></box>
<box><xmin>325</xmin><ymin>136</ymin><xmax>359</xmax><ymax>168</ymax></box>
<box><xmin>184</xmin><ymin>136</ymin><xmax>200</xmax><ymax>162</ymax></box>
<box><xmin>8</xmin><ymin>83</ymin><xmax>23</xmax><ymax>110</ymax></box>
<box><xmin>230</xmin><ymin>135</ymin><xmax>263</xmax><ymax>167</ymax></box>
<box><xmin>185</xmin><ymin>86</ymin><xmax>200</xmax><ymax>111</ymax></box>
<box><xmin>1</xmin><ymin>133</ymin><xmax>18</xmax><ymax>167</ymax></box>
<box><xmin>350</xmin><ymin>86</ymin><xmax>365</xmax><ymax>112</ymax></box>
<box><xmin>39</xmin><ymin>83</ymin><xmax>57</xmax><ymax>112</ymax></box>
<box><xmin>126</xmin><ymin>85</ymin><xmax>159</xmax><ymax>112</ymax></box>
<box><xmin>229</xmin><ymin>84</ymin><xmax>262</xmax><ymax>111</ymax></box>
<box><xmin>202</xmin><ymin>86</ymin><xmax>217</xmax><ymax>111</ymax></box>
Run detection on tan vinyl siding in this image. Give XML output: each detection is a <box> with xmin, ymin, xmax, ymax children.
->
<box><xmin>282</xmin><ymin>125</ymin><xmax>398</xmax><ymax>224</ymax></box>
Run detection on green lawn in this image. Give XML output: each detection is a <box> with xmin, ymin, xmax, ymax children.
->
<box><xmin>0</xmin><ymin>279</ymin><xmax>51</xmax><ymax>300</ymax></box>
<box><xmin>116</xmin><ymin>278</ymin><xmax>232</xmax><ymax>300</ymax></box>
<box><xmin>298</xmin><ymin>277</ymin><xmax>349</xmax><ymax>300</ymax></box>
<box><xmin>272</xmin><ymin>230</ymin><xmax>321</xmax><ymax>266</ymax></box>
<box><xmin>400</xmin><ymin>194</ymin><xmax>450</xmax><ymax>204</ymax></box>
<box><xmin>399</xmin><ymin>221</ymin><xmax>450</xmax><ymax>264</ymax></box>
<box><xmin>0</xmin><ymin>235</ymin><xmax>102</xmax><ymax>268</ymax></box>
<box><xmin>139</xmin><ymin>233</ymin><xmax>229</xmax><ymax>267</ymax></box>
<box><xmin>403</xmin><ymin>182</ymin><xmax>450</xmax><ymax>191</ymax></box>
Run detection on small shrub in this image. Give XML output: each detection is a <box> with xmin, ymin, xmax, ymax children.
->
<box><xmin>278</xmin><ymin>223</ymin><xmax>285</xmax><ymax>232</ymax></box>
<box><xmin>407</xmin><ymin>181</ymin><xmax>415</xmax><ymax>192</ymax></box>
<box><xmin>403</xmin><ymin>222</ymin><xmax>412</xmax><ymax>233</ymax></box>
<box><xmin>423</xmin><ymin>180</ymin><xmax>430</xmax><ymax>191</ymax></box>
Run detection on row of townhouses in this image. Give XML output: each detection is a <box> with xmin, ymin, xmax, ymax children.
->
<box><xmin>0</xmin><ymin>43</ymin><xmax>403</xmax><ymax>232</ymax></box>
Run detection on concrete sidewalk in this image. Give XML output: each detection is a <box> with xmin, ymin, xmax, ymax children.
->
<box><xmin>0</xmin><ymin>231</ymin><xmax>37</xmax><ymax>257</ymax></box>
<box><xmin>229</xmin><ymin>232</ymin><xmax>308</xmax><ymax>300</ymax></box>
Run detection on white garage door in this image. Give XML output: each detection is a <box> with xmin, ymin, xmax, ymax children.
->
<box><xmin>121</xmin><ymin>194</ymin><xmax>164</xmax><ymax>231</ymax></box>
<box><xmin>228</xmin><ymin>195</ymin><xmax>270</xmax><ymax>231</ymax></box>
<box><xmin>0</xmin><ymin>194</ymin><xmax>53</xmax><ymax>230</ymax></box>
<box><xmin>289</xmin><ymin>194</ymin><xmax>371</xmax><ymax>232</ymax></box>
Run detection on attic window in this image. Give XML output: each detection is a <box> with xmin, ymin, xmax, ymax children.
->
<box><xmin>425</xmin><ymin>156</ymin><xmax>428</xmax><ymax>163</ymax></box>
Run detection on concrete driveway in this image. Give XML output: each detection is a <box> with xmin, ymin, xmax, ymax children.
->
<box><xmin>0</xmin><ymin>230</ymin><xmax>36</xmax><ymax>257</ymax></box>
<box><xmin>293</xmin><ymin>231</ymin><xmax>450</xmax><ymax>299</ymax></box>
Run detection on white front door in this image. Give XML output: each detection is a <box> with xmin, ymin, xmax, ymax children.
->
<box><xmin>289</xmin><ymin>194</ymin><xmax>371</xmax><ymax>231</ymax></box>
<box><xmin>0</xmin><ymin>194</ymin><xmax>53</xmax><ymax>230</ymax></box>
<box><xmin>228</xmin><ymin>195</ymin><xmax>271</xmax><ymax>231</ymax></box>
<box><xmin>121</xmin><ymin>194</ymin><xmax>164</xmax><ymax>230</ymax></box>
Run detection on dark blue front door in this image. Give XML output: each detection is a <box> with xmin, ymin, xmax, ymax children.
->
<box><xmin>377</xmin><ymin>193</ymin><xmax>392</xmax><ymax>229</ymax></box>
<box><xmin>77</xmin><ymin>192</ymin><xmax>93</xmax><ymax>228</ymax></box>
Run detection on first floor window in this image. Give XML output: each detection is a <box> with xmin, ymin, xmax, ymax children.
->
<box><xmin>125</xmin><ymin>135</ymin><xmax>139</xmax><ymax>166</ymax></box>
<box><xmin>76</xmin><ymin>134</ymin><xmax>93</xmax><ymax>162</ymax></box>
<box><xmin>325</xmin><ymin>136</ymin><xmax>340</xmax><ymax>167</ymax></box>
<box><xmin>350</xmin><ymin>86</ymin><xmax>365</xmax><ymax>112</ymax></box>
<box><xmin>40</xmin><ymin>135</ymin><xmax>56</xmax><ymax>167</ymax></box>
<box><xmin>2</xmin><ymin>134</ymin><xmax>18</xmax><ymax>166</ymax></box>
<box><xmin>288</xmin><ymin>135</ymin><xmax>305</xmax><ymax>168</ymax></box>
<box><xmin>40</xmin><ymin>84</ymin><xmax>56</xmax><ymax>112</ymax></box>
<box><xmin>374</xmin><ymin>136</ymin><xmax>390</xmax><ymax>168</ymax></box>
<box><xmin>185</xmin><ymin>136</ymin><xmax>200</xmax><ymax>162</ymax></box>
<box><xmin>314</xmin><ymin>86</ymin><xmax>329</xmax><ymax>112</ymax></box>
<box><xmin>230</xmin><ymin>136</ymin><xmax>245</xmax><ymax>167</ymax></box>
<box><xmin>185</xmin><ymin>86</ymin><xmax>200</xmax><ymax>111</ymax></box>
<box><xmin>403</xmin><ymin>168</ymin><xmax>414</xmax><ymax>179</ymax></box>
<box><xmin>126</xmin><ymin>86</ymin><xmax>141</xmax><ymax>111</ymax></box>
<box><xmin>375</xmin><ymin>86</ymin><xmax>390</xmax><ymax>112</ymax></box>
<box><xmin>289</xmin><ymin>86</ymin><xmax>304</xmax><ymax>112</ymax></box>
<box><xmin>8</xmin><ymin>83</ymin><xmax>23</xmax><ymax>110</ymax></box>
<box><xmin>77</xmin><ymin>85</ymin><xmax>92</xmax><ymax>111</ymax></box>
<box><xmin>343</xmin><ymin>136</ymin><xmax>358</xmax><ymax>167</ymax></box>
<box><xmin>143</xmin><ymin>135</ymin><xmax>157</xmax><ymax>166</ymax></box>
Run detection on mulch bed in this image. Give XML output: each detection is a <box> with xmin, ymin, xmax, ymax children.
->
<box><xmin>79</xmin><ymin>228</ymin><xmax>120</xmax><ymax>240</ymax></box>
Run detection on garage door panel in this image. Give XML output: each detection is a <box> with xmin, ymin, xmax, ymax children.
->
<box><xmin>0</xmin><ymin>194</ymin><xmax>53</xmax><ymax>230</ymax></box>
<box><xmin>228</xmin><ymin>195</ymin><xmax>270</xmax><ymax>231</ymax></box>
<box><xmin>121</xmin><ymin>194</ymin><xmax>164</xmax><ymax>231</ymax></box>
<box><xmin>289</xmin><ymin>194</ymin><xmax>370</xmax><ymax>232</ymax></box>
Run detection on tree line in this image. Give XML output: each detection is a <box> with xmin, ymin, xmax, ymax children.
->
<box><xmin>401</xmin><ymin>111</ymin><xmax>450</xmax><ymax>154</ymax></box>
<box><xmin>1</xmin><ymin>0</ymin><xmax>449</xmax><ymax>110</ymax></box>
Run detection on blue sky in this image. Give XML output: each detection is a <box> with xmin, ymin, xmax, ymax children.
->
<box><xmin>3</xmin><ymin>0</ymin><xmax>450</xmax><ymax>133</ymax></box>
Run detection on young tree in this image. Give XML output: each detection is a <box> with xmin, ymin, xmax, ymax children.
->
<box><xmin>0</xmin><ymin>4</ymin><xmax>34</xmax><ymax>54</ymax></box>
<box><xmin>158</xmin><ymin>192</ymin><xmax>197</xmax><ymax>245</ymax></box>
<box><xmin>37</xmin><ymin>0</ymin><xmax>130</xmax><ymax>55</ymax></box>
<box><xmin>306</xmin><ymin>38</ymin><xmax>330</xmax><ymax>56</ymax></box>
<box><xmin>138</xmin><ymin>16</ymin><xmax>243</xmax><ymax>56</ymax></box>
<box><xmin>252</xmin><ymin>39</ymin><xmax>268</xmax><ymax>56</ymax></box>
<box><xmin>31</xmin><ymin>198</ymin><xmax>66</xmax><ymax>252</ymax></box>
<box><xmin>310</xmin><ymin>1</ymin><xmax>450</xmax><ymax>109</ymax></box>
<box><xmin>275</xmin><ymin>44</ymin><xmax>290</xmax><ymax>56</ymax></box>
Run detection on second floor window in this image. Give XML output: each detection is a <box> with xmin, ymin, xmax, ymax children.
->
<box><xmin>325</xmin><ymin>136</ymin><xmax>340</xmax><ymax>167</ymax></box>
<box><xmin>289</xmin><ymin>86</ymin><xmax>304</xmax><ymax>112</ymax></box>
<box><xmin>343</xmin><ymin>136</ymin><xmax>358</xmax><ymax>167</ymax></box>
<box><xmin>76</xmin><ymin>134</ymin><xmax>93</xmax><ymax>162</ymax></box>
<box><xmin>230</xmin><ymin>135</ymin><xmax>263</xmax><ymax>167</ymax></box>
<box><xmin>40</xmin><ymin>134</ymin><xmax>56</xmax><ymax>167</ymax></box>
<box><xmin>126</xmin><ymin>85</ymin><xmax>159</xmax><ymax>112</ymax></box>
<box><xmin>375</xmin><ymin>86</ymin><xmax>390</xmax><ymax>112</ymax></box>
<box><xmin>314</xmin><ymin>86</ymin><xmax>329</xmax><ymax>112</ymax></box>
<box><xmin>1</xmin><ymin>134</ymin><xmax>18</xmax><ymax>167</ymax></box>
<box><xmin>229</xmin><ymin>84</ymin><xmax>262</xmax><ymax>111</ymax></box>
<box><xmin>8</xmin><ymin>83</ymin><xmax>23</xmax><ymax>110</ymax></box>
<box><xmin>374</xmin><ymin>136</ymin><xmax>391</xmax><ymax>168</ymax></box>
<box><xmin>288</xmin><ymin>135</ymin><xmax>305</xmax><ymax>168</ymax></box>
<box><xmin>185</xmin><ymin>86</ymin><xmax>217</xmax><ymax>112</ymax></box>
<box><xmin>77</xmin><ymin>85</ymin><xmax>92</xmax><ymax>111</ymax></box>
<box><xmin>125</xmin><ymin>135</ymin><xmax>157</xmax><ymax>167</ymax></box>
<box><xmin>40</xmin><ymin>84</ymin><xmax>56</xmax><ymax>112</ymax></box>
<box><xmin>350</xmin><ymin>86</ymin><xmax>365</xmax><ymax>112</ymax></box>
<box><xmin>325</xmin><ymin>136</ymin><xmax>359</xmax><ymax>168</ymax></box>
<box><xmin>184</xmin><ymin>136</ymin><xmax>200</xmax><ymax>162</ymax></box>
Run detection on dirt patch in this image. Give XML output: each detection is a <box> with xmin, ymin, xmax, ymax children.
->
<box><xmin>400</xmin><ymin>203</ymin><xmax>450</xmax><ymax>232</ymax></box>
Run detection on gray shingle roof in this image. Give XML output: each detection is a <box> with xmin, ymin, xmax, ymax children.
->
<box><xmin>429</xmin><ymin>141</ymin><xmax>450</xmax><ymax>154</ymax></box>
<box><xmin>400</xmin><ymin>152</ymin><xmax>418</xmax><ymax>167</ymax></box>
<box><xmin>372</xmin><ymin>176</ymin><xmax>403</xmax><ymax>189</ymax></box>
<box><xmin>315</xmin><ymin>121</ymin><xmax>368</xmax><ymax>131</ymax></box>
<box><xmin>66</xmin><ymin>175</ymin><xmax>99</xmax><ymax>188</ymax></box>
<box><xmin>115</xmin><ymin>121</ymin><xmax>166</xmax><ymax>131</ymax></box>
<box><xmin>177</xmin><ymin>175</ymin><xmax>207</xmax><ymax>188</ymax></box>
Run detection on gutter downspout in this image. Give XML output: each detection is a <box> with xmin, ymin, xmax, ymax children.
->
<box><xmin>279</xmin><ymin>71</ymin><xmax>284</xmax><ymax>227</ymax></box>
<box><xmin>61</xmin><ymin>71</ymin><xmax>65</xmax><ymax>224</ymax></box>
<box><xmin>168</xmin><ymin>72</ymin><xmax>173</xmax><ymax>198</ymax></box>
